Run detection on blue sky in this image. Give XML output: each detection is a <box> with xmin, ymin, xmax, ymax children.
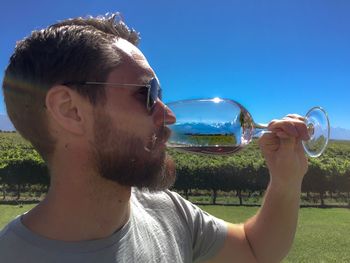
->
<box><xmin>1</xmin><ymin>0</ymin><xmax>350</xmax><ymax>129</ymax></box>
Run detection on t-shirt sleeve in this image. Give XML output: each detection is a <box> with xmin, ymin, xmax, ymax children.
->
<box><xmin>165</xmin><ymin>190</ymin><xmax>228</xmax><ymax>262</ymax></box>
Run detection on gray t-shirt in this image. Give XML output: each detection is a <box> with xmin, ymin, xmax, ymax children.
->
<box><xmin>0</xmin><ymin>189</ymin><xmax>227</xmax><ymax>263</ymax></box>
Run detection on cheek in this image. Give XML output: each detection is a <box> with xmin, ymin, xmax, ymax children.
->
<box><xmin>121</xmin><ymin>117</ymin><xmax>153</xmax><ymax>137</ymax></box>
<box><xmin>104</xmin><ymin>100</ymin><xmax>155</xmax><ymax>139</ymax></box>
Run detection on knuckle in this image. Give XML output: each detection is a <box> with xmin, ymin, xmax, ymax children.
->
<box><xmin>268</xmin><ymin>119</ymin><xmax>279</xmax><ymax>127</ymax></box>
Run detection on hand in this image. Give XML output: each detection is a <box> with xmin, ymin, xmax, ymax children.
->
<box><xmin>258</xmin><ymin>114</ymin><xmax>309</xmax><ymax>187</ymax></box>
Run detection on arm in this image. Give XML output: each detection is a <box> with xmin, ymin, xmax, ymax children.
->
<box><xmin>205</xmin><ymin>115</ymin><xmax>309</xmax><ymax>263</ymax></box>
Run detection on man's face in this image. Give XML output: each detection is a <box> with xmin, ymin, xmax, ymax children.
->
<box><xmin>89</xmin><ymin>39</ymin><xmax>176</xmax><ymax>191</ymax></box>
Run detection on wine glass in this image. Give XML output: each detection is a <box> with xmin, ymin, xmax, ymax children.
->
<box><xmin>165</xmin><ymin>98</ymin><xmax>330</xmax><ymax>158</ymax></box>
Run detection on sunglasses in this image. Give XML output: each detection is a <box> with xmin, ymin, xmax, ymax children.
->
<box><xmin>63</xmin><ymin>77</ymin><xmax>162</xmax><ymax>112</ymax></box>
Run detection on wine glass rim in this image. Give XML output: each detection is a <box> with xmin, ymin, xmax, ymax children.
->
<box><xmin>305</xmin><ymin>106</ymin><xmax>330</xmax><ymax>133</ymax></box>
<box><xmin>305</xmin><ymin>106</ymin><xmax>328</xmax><ymax>115</ymax></box>
<box><xmin>304</xmin><ymin>106</ymin><xmax>330</xmax><ymax>157</ymax></box>
<box><xmin>166</xmin><ymin>97</ymin><xmax>243</xmax><ymax>105</ymax></box>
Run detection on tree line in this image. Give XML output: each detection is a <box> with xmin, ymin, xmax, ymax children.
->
<box><xmin>1</xmin><ymin>132</ymin><xmax>350</xmax><ymax>205</ymax></box>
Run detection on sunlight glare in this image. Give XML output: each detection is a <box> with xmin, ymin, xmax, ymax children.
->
<box><xmin>212</xmin><ymin>97</ymin><xmax>222</xmax><ymax>103</ymax></box>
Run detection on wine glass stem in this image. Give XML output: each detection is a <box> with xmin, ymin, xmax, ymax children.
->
<box><xmin>252</xmin><ymin>121</ymin><xmax>315</xmax><ymax>139</ymax></box>
<box><xmin>252</xmin><ymin>123</ymin><xmax>270</xmax><ymax>138</ymax></box>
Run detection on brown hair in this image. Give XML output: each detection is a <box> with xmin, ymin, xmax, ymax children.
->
<box><xmin>2</xmin><ymin>13</ymin><xmax>140</xmax><ymax>162</ymax></box>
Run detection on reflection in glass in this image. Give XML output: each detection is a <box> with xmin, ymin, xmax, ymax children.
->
<box><xmin>165</xmin><ymin>98</ymin><xmax>330</xmax><ymax>157</ymax></box>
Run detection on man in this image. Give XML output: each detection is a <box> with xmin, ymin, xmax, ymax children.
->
<box><xmin>0</xmin><ymin>14</ymin><xmax>309</xmax><ymax>262</ymax></box>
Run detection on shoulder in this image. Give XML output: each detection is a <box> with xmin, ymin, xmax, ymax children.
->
<box><xmin>131</xmin><ymin>188</ymin><xmax>192</xmax><ymax>212</ymax></box>
<box><xmin>0</xmin><ymin>216</ymin><xmax>18</xmax><ymax>242</ymax></box>
<box><xmin>0</xmin><ymin>222</ymin><xmax>11</xmax><ymax>240</ymax></box>
<box><xmin>0</xmin><ymin>216</ymin><xmax>26</xmax><ymax>260</ymax></box>
<box><xmin>131</xmin><ymin>189</ymin><xmax>228</xmax><ymax>262</ymax></box>
<box><xmin>131</xmin><ymin>188</ymin><xmax>210</xmax><ymax>225</ymax></box>
<box><xmin>131</xmin><ymin>189</ymin><xmax>195</xmax><ymax>224</ymax></box>
<box><xmin>131</xmin><ymin>188</ymin><xmax>179</xmax><ymax>205</ymax></box>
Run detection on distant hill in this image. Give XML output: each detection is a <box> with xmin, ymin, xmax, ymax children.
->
<box><xmin>171</xmin><ymin>121</ymin><xmax>350</xmax><ymax>141</ymax></box>
<box><xmin>0</xmin><ymin>113</ymin><xmax>350</xmax><ymax>140</ymax></box>
<box><xmin>330</xmin><ymin>127</ymin><xmax>350</xmax><ymax>141</ymax></box>
<box><xmin>171</xmin><ymin>121</ymin><xmax>240</xmax><ymax>135</ymax></box>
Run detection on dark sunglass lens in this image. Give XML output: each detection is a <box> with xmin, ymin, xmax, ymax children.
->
<box><xmin>149</xmin><ymin>78</ymin><xmax>161</xmax><ymax>109</ymax></box>
<box><xmin>158</xmin><ymin>88</ymin><xmax>162</xmax><ymax>101</ymax></box>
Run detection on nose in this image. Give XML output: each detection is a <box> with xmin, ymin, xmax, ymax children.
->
<box><xmin>152</xmin><ymin>99</ymin><xmax>176</xmax><ymax>127</ymax></box>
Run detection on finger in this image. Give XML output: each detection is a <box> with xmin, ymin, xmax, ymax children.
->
<box><xmin>284</xmin><ymin>115</ymin><xmax>309</xmax><ymax>140</ymax></box>
<box><xmin>279</xmin><ymin>136</ymin><xmax>297</xmax><ymax>152</ymax></box>
<box><xmin>258</xmin><ymin>133</ymin><xmax>280</xmax><ymax>152</ymax></box>
<box><xmin>268</xmin><ymin>119</ymin><xmax>309</xmax><ymax>140</ymax></box>
<box><xmin>293</xmin><ymin>121</ymin><xmax>310</xmax><ymax>141</ymax></box>
<box><xmin>259</xmin><ymin>132</ymin><xmax>279</xmax><ymax>143</ymax></box>
<box><xmin>285</xmin><ymin>114</ymin><xmax>305</xmax><ymax>122</ymax></box>
<box><xmin>268</xmin><ymin>120</ymin><xmax>299</xmax><ymax>137</ymax></box>
<box><xmin>295</xmin><ymin>138</ymin><xmax>305</xmax><ymax>154</ymax></box>
<box><xmin>284</xmin><ymin>117</ymin><xmax>309</xmax><ymax>140</ymax></box>
<box><xmin>276</xmin><ymin>131</ymin><xmax>290</xmax><ymax>139</ymax></box>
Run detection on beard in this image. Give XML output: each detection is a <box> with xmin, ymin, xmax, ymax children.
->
<box><xmin>91</xmin><ymin>109</ymin><xmax>176</xmax><ymax>192</ymax></box>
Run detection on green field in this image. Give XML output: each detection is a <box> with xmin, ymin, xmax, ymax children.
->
<box><xmin>1</xmin><ymin>204</ymin><xmax>349</xmax><ymax>262</ymax></box>
<box><xmin>201</xmin><ymin>206</ymin><xmax>350</xmax><ymax>263</ymax></box>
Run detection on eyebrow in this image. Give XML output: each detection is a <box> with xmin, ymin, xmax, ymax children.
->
<box><xmin>62</xmin><ymin>70</ymin><xmax>156</xmax><ymax>88</ymax></box>
<box><xmin>83</xmin><ymin>81</ymin><xmax>149</xmax><ymax>87</ymax></box>
<box><xmin>139</xmin><ymin>73</ymin><xmax>155</xmax><ymax>84</ymax></box>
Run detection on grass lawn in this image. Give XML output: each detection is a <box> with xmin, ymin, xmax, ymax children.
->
<box><xmin>1</xmin><ymin>204</ymin><xmax>349</xmax><ymax>262</ymax></box>
<box><xmin>200</xmin><ymin>205</ymin><xmax>350</xmax><ymax>263</ymax></box>
<box><xmin>0</xmin><ymin>204</ymin><xmax>37</xmax><ymax>229</ymax></box>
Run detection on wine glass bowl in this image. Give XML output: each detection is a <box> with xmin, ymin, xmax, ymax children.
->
<box><xmin>165</xmin><ymin>98</ymin><xmax>253</xmax><ymax>155</ymax></box>
<box><xmin>165</xmin><ymin>98</ymin><xmax>330</xmax><ymax>157</ymax></box>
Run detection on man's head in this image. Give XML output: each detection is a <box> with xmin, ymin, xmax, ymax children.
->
<box><xmin>2</xmin><ymin>13</ymin><xmax>176</xmax><ymax>191</ymax></box>
<box><xmin>3</xmin><ymin>14</ymin><xmax>139</xmax><ymax>159</ymax></box>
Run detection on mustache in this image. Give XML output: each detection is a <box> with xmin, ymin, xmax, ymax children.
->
<box><xmin>144</xmin><ymin>126</ymin><xmax>172</xmax><ymax>152</ymax></box>
<box><xmin>158</xmin><ymin>125</ymin><xmax>172</xmax><ymax>144</ymax></box>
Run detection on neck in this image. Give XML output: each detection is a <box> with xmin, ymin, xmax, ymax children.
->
<box><xmin>22</xmin><ymin>150</ymin><xmax>132</xmax><ymax>241</ymax></box>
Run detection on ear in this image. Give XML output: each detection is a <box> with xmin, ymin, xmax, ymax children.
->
<box><xmin>45</xmin><ymin>85</ymin><xmax>90</xmax><ymax>136</ymax></box>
